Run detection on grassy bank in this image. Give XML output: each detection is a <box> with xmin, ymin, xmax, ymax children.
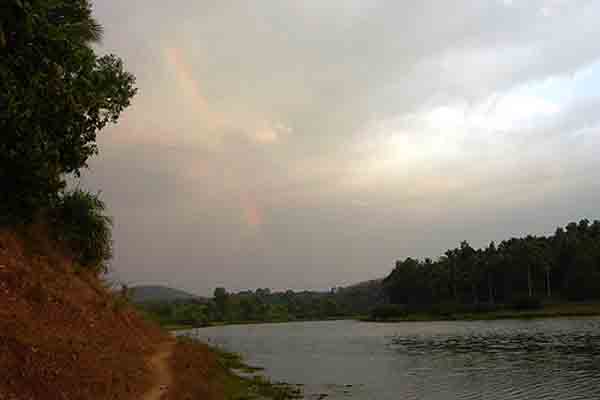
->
<box><xmin>163</xmin><ymin>303</ymin><xmax>600</xmax><ymax>328</ymax></box>
<box><xmin>362</xmin><ymin>302</ymin><xmax>600</xmax><ymax>323</ymax></box>
<box><xmin>167</xmin><ymin>337</ymin><xmax>302</xmax><ymax>400</ymax></box>
<box><xmin>162</xmin><ymin>316</ymin><xmax>357</xmax><ymax>331</ymax></box>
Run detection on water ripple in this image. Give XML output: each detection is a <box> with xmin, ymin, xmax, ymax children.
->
<box><xmin>389</xmin><ymin>322</ymin><xmax>600</xmax><ymax>400</ymax></box>
<box><xmin>186</xmin><ymin>319</ymin><xmax>600</xmax><ymax>400</ymax></box>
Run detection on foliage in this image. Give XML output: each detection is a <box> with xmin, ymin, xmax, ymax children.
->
<box><xmin>382</xmin><ymin>219</ymin><xmax>600</xmax><ymax>314</ymax></box>
<box><xmin>141</xmin><ymin>220</ymin><xmax>600</xmax><ymax>325</ymax></box>
<box><xmin>213</xmin><ymin>287</ymin><xmax>229</xmax><ymax>320</ymax></box>
<box><xmin>196</xmin><ymin>340</ymin><xmax>301</xmax><ymax>400</ymax></box>
<box><xmin>137</xmin><ymin>282</ymin><xmax>385</xmax><ymax>327</ymax></box>
<box><xmin>51</xmin><ymin>190</ymin><xmax>112</xmax><ymax>272</ymax></box>
<box><xmin>370</xmin><ymin>304</ymin><xmax>407</xmax><ymax>320</ymax></box>
<box><xmin>510</xmin><ymin>296</ymin><xmax>543</xmax><ymax>311</ymax></box>
<box><xmin>139</xmin><ymin>300</ymin><xmax>211</xmax><ymax>328</ymax></box>
<box><xmin>0</xmin><ymin>0</ymin><xmax>136</xmax><ymax>221</ymax></box>
<box><xmin>210</xmin><ymin>346</ymin><xmax>263</xmax><ymax>373</ymax></box>
<box><xmin>168</xmin><ymin>337</ymin><xmax>301</xmax><ymax>400</ymax></box>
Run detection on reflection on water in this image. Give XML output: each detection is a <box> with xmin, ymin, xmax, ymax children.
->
<box><xmin>392</xmin><ymin>331</ymin><xmax>600</xmax><ymax>356</ymax></box>
<box><xmin>182</xmin><ymin>318</ymin><xmax>600</xmax><ymax>400</ymax></box>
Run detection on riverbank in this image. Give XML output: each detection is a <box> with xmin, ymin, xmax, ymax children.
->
<box><xmin>165</xmin><ymin>302</ymin><xmax>600</xmax><ymax>330</ymax></box>
<box><xmin>185</xmin><ymin>318</ymin><xmax>600</xmax><ymax>400</ymax></box>
<box><xmin>167</xmin><ymin>337</ymin><xmax>302</xmax><ymax>399</ymax></box>
<box><xmin>0</xmin><ymin>227</ymin><xmax>300</xmax><ymax>400</ymax></box>
<box><xmin>362</xmin><ymin>302</ymin><xmax>600</xmax><ymax>322</ymax></box>
<box><xmin>163</xmin><ymin>316</ymin><xmax>357</xmax><ymax>331</ymax></box>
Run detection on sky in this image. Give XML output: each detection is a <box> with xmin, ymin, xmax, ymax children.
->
<box><xmin>83</xmin><ymin>0</ymin><xmax>600</xmax><ymax>296</ymax></box>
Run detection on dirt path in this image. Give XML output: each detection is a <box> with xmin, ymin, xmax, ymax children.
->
<box><xmin>142</xmin><ymin>341</ymin><xmax>175</xmax><ymax>400</ymax></box>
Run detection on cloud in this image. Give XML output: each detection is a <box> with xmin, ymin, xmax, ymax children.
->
<box><xmin>242</xmin><ymin>198</ymin><xmax>263</xmax><ymax>230</ymax></box>
<box><xmin>85</xmin><ymin>0</ymin><xmax>600</xmax><ymax>294</ymax></box>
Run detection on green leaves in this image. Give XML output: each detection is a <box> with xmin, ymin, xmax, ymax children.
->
<box><xmin>1</xmin><ymin>0</ymin><xmax>136</xmax><ymax>222</ymax></box>
<box><xmin>383</xmin><ymin>219</ymin><xmax>600</xmax><ymax>309</ymax></box>
<box><xmin>51</xmin><ymin>190</ymin><xmax>113</xmax><ymax>272</ymax></box>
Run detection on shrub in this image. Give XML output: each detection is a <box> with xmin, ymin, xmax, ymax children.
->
<box><xmin>510</xmin><ymin>296</ymin><xmax>543</xmax><ymax>311</ymax></box>
<box><xmin>466</xmin><ymin>302</ymin><xmax>502</xmax><ymax>314</ymax></box>
<box><xmin>369</xmin><ymin>304</ymin><xmax>407</xmax><ymax>320</ymax></box>
<box><xmin>427</xmin><ymin>302</ymin><xmax>464</xmax><ymax>316</ymax></box>
<box><xmin>51</xmin><ymin>190</ymin><xmax>113</xmax><ymax>273</ymax></box>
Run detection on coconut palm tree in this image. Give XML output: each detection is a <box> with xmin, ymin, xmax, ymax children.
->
<box><xmin>1</xmin><ymin>0</ymin><xmax>103</xmax><ymax>50</ymax></box>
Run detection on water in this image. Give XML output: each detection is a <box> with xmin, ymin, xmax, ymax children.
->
<box><xmin>181</xmin><ymin>318</ymin><xmax>600</xmax><ymax>400</ymax></box>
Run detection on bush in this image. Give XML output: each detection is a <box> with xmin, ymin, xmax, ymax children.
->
<box><xmin>466</xmin><ymin>302</ymin><xmax>502</xmax><ymax>314</ymax></box>
<box><xmin>423</xmin><ymin>302</ymin><xmax>457</xmax><ymax>316</ymax></box>
<box><xmin>51</xmin><ymin>190</ymin><xmax>113</xmax><ymax>273</ymax></box>
<box><xmin>510</xmin><ymin>296</ymin><xmax>543</xmax><ymax>311</ymax></box>
<box><xmin>370</xmin><ymin>304</ymin><xmax>407</xmax><ymax>320</ymax></box>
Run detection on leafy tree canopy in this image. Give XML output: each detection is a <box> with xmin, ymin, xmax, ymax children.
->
<box><xmin>0</xmin><ymin>0</ymin><xmax>137</xmax><ymax>221</ymax></box>
<box><xmin>382</xmin><ymin>219</ymin><xmax>600</xmax><ymax>309</ymax></box>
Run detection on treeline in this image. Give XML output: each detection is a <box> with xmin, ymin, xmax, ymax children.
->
<box><xmin>382</xmin><ymin>219</ymin><xmax>600</xmax><ymax>315</ymax></box>
<box><xmin>138</xmin><ymin>281</ymin><xmax>383</xmax><ymax>327</ymax></box>
<box><xmin>141</xmin><ymin>219</ymin><xmax>600</xmax><ymax>327</ymax></box>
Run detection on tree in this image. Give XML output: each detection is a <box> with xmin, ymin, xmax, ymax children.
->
<box><xmin>519</xmin><ymin>236</ymin><xmax>550</xmax><ymax>298</ymax></box>
<box><xmin>484</xmin><ymin>242</ymin><xmax>498</xmax><ymax>304</ymax></box>
<box><xmin>458</xmin><ymin>241</ymin><xmax>480</xmax><ymax>304</ymax></box>
<box><xmin>444</xmin><ymin>249</ymin><xmax>459</xmax><ymax>302</ymax></box>
<box><xmin>239</xmin><ymin>297</ymin><xmax>256</xmax><ymax>321</ymax></box>
<box><xmin>213</xmin><ymin>287</ymin><xmax>229</xmax><ymax>320</ymax></box>
<box><xmin>381</xmin><ymin>219</ymin><xmax>600</xmax><ymax>312</ymax></box>
<box><xmin>1</xmin><ymin>0</ymin><xmax>137</xmax><ymax>221</ymax></box>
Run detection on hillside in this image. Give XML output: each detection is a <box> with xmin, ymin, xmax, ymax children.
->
<box><xmin>130</xmin><ymin>285</ymin><xmax>206</xmax><ymax>303</ymax></box>
<box><xmin>0</xmin><ymin>226</ymin><xmax>297</xmax><ymax>400</ymax></box>
<box><xmin>0</xmin><ymin>227</ymin><xmax>165</xmax><ymax>399</ymax></box>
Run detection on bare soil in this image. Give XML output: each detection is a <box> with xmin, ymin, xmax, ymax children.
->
<box><xmin>143</xmin><ymin>341</ymin><xmax>175</xmax><ymax>400</ymax></box>
<box><xmin>0</xmin><ymin>226</ymin><xmax>240</xmax><ymax>400</ymax></box>
<box><xmin>0</xmin><ymin>226</ymin><xmax>164</xmax><ymax>400</ymax></box>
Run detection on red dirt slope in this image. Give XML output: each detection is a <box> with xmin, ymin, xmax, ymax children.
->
<box><xmin>0</xmin><ymin>227</ymin><xmax>166</xmax><ymax>400</ymax></box>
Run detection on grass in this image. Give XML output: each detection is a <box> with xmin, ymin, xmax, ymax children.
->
<box><xmin>221</xmin><ymin>373</ymin><xmax>302</xmax><ymax>400</ymax></box>
<box><xmin>162</xmin><ymin>323</ymin><xmax>198</xmax><ymax>331</ymax></box>
<box><xmin>210</xmin><ymin>346</ymin><xmax>264</xmax><ymax>374</ymax></box>
<box><xmin>164</xmin><ymin>316</ymin><xmax>358</xmax><ymax>331</ymax></box>
<box><xmin>207</xmin><ymin>342</ymin><xmax>304</xmax><ymax>400</ymax></box>
<box><xmin>163</xmin><ymin>303</ymin><xmax>600</xmax><ymax>329</ymax></box>
<box><xmin>361</xmin><ymin>302</ymin><xmax>600</xmax><ymax>323</ymax></box>
<box><xmin>171</xmin><ymin>337</ymin><xmax>302</xmax><ymax>400</ymax></box>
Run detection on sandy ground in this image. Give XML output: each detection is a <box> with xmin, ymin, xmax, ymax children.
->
<box><xmin>143</xmin><ymin>341</ymin><xmax>176</xmax><ymax>400</ymax></box>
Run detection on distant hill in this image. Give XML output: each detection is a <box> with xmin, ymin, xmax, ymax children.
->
<box><xmin>129</xmin><ymin>285</ymin><xmax>207</xmax><ymax>303</ymax></box>
<box><xmin>343</xmin><ymin>279</ymin><xmax>383</xmax><ymax>290</ymax></box>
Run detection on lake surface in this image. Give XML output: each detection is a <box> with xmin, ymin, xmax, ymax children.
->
<box><xmin>181</xmin><ymin>318</ymin><xmax>600</xmax><ymax>400</ymax></box>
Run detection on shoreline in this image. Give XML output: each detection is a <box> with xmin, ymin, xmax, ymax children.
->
<box><xmin>163</xmin><ymin>303</ymin><xmax>600</xmax><ymax>398</ymax></box>
<box><xmin>168</xmin><ymin>337</ymin><xmax>302</xmax><ymax>399</ymax></box>
<box><xmin>164</xmin><ymin>316</ymin><xmax>357</xmax><ymax>331</ymax></box>
<box><xmin>363</xmin><ymin>302</ymin><xmax>600</xmax><ymax>323</ymax></box>
<box><xmin>163</xmin><ymin>303</ymin><xmax>600</xmax><ymax>330</ymax></box>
